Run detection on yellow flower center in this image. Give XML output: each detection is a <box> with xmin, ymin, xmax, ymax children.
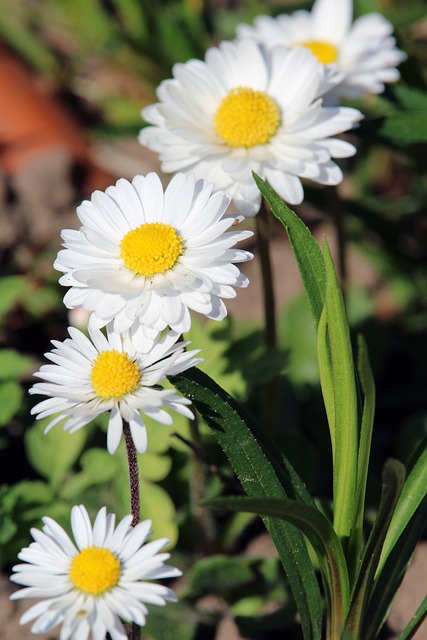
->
<box><xmin>90</xmin><ymin>350</ymin><xmax>141</xmax><ymax>399</ymax></box>
<box><xmin>214</xmin><ymin>87</ymin><xmax>281</xmax><ymax>148</ymax></box>
<box><xmin>120</xmin><ymin>222</ymin><xmax>183</xmax><ymax>277</ymax></box>
<box><xmin>299</xmin><ymin>40</ymin><xmax>338</xmax><ymax>64</ymax></box>
<box><xmin>69</xmin><ymin>547</ymin><xmax>121</xmax><ymax>595</ymax></box>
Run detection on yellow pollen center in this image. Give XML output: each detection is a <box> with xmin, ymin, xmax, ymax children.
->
<box><xmin>214</xmin><ymin>87</ymin><xmax>281</xmax><ymax>147</ymax></box>
<box><xmin>299</xmin><ymin>40</ymin><xmax>338</xmax><ymax>64</ymax></box>
<box><xmin>90</xmin><ymin>350</ymin><xmax>140</xmax><ymax>399</ymax></box>
<box><xmin>120</xmin><ymin>222</ymin><xmax>183</xmax><ymax>277</ymax></box>
<box><xmin>69</xmin><ymin>547</ymin><xmax>121</xmax><ymax>595</ymax></box>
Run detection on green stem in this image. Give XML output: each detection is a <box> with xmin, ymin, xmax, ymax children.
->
<box><xmin>124</xmin><ymin>423</ymin><xmax>142</xmax><ymax>640</ymax></box>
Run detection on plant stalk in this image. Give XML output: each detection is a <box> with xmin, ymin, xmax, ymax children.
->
<box><xmin>256</xmin><ymin>199</ymin><xmax>277</xmax><ymax>350</ymax></box>
<box><xmin>124</xmin><ymin>423</ymin><xmax>142</xmax><ymax>640</ymax></box>
<box><xmin>188</xmin><ymin>411</ymin><xmax>215</xmax><ymax>554</ymax></box>
<box><xmin>328</xmin><ymin>186</ymin><xmax>348</xmax><ymax>298</ymax></box>
<box><xmin>256</xmin><ymin>200</ymin><xmax>279</xmax><ymax>433</ymax></box>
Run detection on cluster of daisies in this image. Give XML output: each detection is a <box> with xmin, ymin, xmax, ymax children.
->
<box><xmin>11</xmin><ymin>0</ymin><xmax>405</xmax><ymax>638</ymax></box>
<box><xmin>140</xmin><ymin>0</ymin><xmax>405</xmax><ymax>216</ymax></box>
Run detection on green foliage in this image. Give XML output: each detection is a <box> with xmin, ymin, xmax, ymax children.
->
<box><xmin>173</xmin><ymin>367</ymin><xmax>323</xmax><ymax>640</ymax></box>
<box><xmin>25</xmin><ymin>418</ymin><xmax>87</xmax><ymax>488</ymax></box>
<box><xmin>179</xmin><ymin>178</ymin><xmax>427</xmax><ymax>640</ymax></box>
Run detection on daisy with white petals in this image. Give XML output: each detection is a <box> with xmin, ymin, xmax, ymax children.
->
<box><xmin>10</xmin><ymin>505</ymin><xmax>181</xmax><ymax>640</ymax></box>
<box><xmin>55</xmin><ymin>172</ymin><xmax>252</xmax><ymax>335</ymax></box>
<box><xmin>236</xmin><ymin>0</ymin><xmax>406</xmax><ymax>101</ymax></box>
<box><xmin>139</xmin><ymin>39</ymin><xmax>363</xmax><ymax>217</ymax></box>
<box><xmin>30</xmin><ymin>324</ymin><xmax>200</xmax><ymax>454</ymax></box>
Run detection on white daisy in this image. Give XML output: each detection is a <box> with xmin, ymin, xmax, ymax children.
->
<box><xmin>236</xmin><ymin>0</ymin><xmax>406</xmax><ymax>100</ymax></box>
<box><xmin>139</xmin><ymin>39</ymin><xmax>363</xmax><ymax>217</ymax></box>
<box><xmin>10</xmin><ymin>505</ymin><xmax>182</xmax><ymax>640</ymax></box>
<box><xmin>54</xmin><ymin>172</ymin><xmax>253</xmax><ymax>335</ymax></box>
<box><xmin>29</xmin><ymin>324</ymin><xmax>201</xmax><ymax>454</ymax></box>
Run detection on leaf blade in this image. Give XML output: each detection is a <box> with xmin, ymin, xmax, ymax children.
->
<box><xmin>172</xmin><ymin>368</ymin><xmax>323</xmax><ymax>640</ymax></box>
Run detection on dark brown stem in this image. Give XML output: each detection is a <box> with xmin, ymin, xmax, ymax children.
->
<box><xmin>124</xmin><ymin>423</ymin><xmax>142</xmax><ymax>640</ymax></box>
<box><xmin>256</xmin><ymin>200</ymin><xmax>277</xmax><ymax>349</ymax></box>
<box><xmin>124</xmin><ymin>423</ymin><xmax>140</xmax><ymax>526</ymax></box>
<box><xmin>328</xmin><ymin>186</ymin><xmax>348</xmax><ymax>297</ymax></box>
<box><xmin>255</xmin><ymin>201</ymin><xmax>279</xmax><ymax>433</ymax></box>
<box><xmin>188</xmin><ymin>412</ymin><xmax>215</xmax><ymax>554</ymax></box>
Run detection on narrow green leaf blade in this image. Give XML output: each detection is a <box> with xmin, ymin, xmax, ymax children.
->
<box><xmin>363</xmin><ymin>495</ymin><xmax>427</xmax><ymax>640</ymax></box>
<box><xmin>354</xmin><ymin>335</ymin><xmax>376</xmax><ymax>541</ymax></box>
<box><xmin>317</xmin><ymin>307</ymin><xmax>336</xmax><ymax>456</ymax></box>
<box><xmin>398</xmin><ymin>597</ymin><xmax>427</xmax><ymax>640</ymax></box>
<box><xmin>253</xmin><ymin>173</ymin><xmax>326</xmax><ymax>328</ymax></box>
<box><xmin>322</xmin><ymin>239</ymin><xmax>358</xmax><ymax>541</ymax></box>
<box><xmin>172</xmin><ymin>368</ymin><xmax>322</xmax><ymax>640</ymax></box>
<box><xmin>205</xmin><ymin>496</ymin><xmax>350</xmax><ymax>637</ymax></box>
<box><xmin>377</xmin><ymin>435</ymin><xmax>427</xmax><ymax>576</ymax></box>
<box><xmin>345</xmin><ymin>459</ymin><xmax>406</xmax><ymax>638</ymax></box>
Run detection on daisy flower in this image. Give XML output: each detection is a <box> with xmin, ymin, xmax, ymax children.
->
<box><xmin>139</xmin><ymin>39</ymin><xmax>363</xmax><ymax>217</ymax></box>
<box><xmin>10</xmin><ymin>505</ymin><xmax>181</xmax><ymax>640</ymax></box>
<box><xmin>54</xmin><ymin>172</ymin><xmax>253</xmax><ymax>335</ymax></box>
<box><xmin>29</xmin><ymin>324</ymin><xmax>201</xmax><ymax>454</ymax></box>
<box><xmin>236</xmin><ymin>0</ymin><xmax>406</xmax><ymax>101</ymax></box>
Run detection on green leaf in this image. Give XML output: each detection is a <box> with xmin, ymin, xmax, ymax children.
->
<box><xmin>345</xmin><ymin>460</ymin><xmax>406</xmax><ymax>638</ymax></box>
<box><xmin>60</xmin><ymin>448</ymin><xmax>120</xmax><ymax>500</ymax></box>
<box><xmin>280</xmin><ymin>294</ymin><xmax>319</xmax><ymax>386</ymax></box>
<box><xmin>186</xmin><ymin>555</ymin><xmax>257</xmax><ymax>601</ymax></box>
<box><xmin>317</xmin><ymin>307</ymin><xmax>335</xmax><ymax>452</ymax></box>
<box><xmin>398</xmin><ymin>597</ymin><xmax>427</xmax><ymax>640</ymax></box>
<box><xmin>349</xmin><ymin>334</ymin><xmax>376</xmax><ymax>571</ymax></box>
<box><xmin>363</xmin><ymin>495</ymin><xmax>427</xmax><ymax>640</ymax></box>
<box><xmin>322</xmin><ymin>240</ymin><xmax>358</xmax><ymax>541</ymax></box>
<box><xmin>0</xmin><ymin>349</ymin><xmax>32</xmax><ymax>380</ymax></box>
<box><xmin>253</xmin><ymin>173</ymin><xmax>326</xmax><ymax>329</ymax></box>
<box><xmin>0</xmin><ymin>380</ymin><xmax>23</xmax><ymax>425</ymax></box>
<box><xmin>393</xmin><ymin>85</ymin><xmax>427</xmax><ymax>111</ymax></box>
<box><xmin>376</xmin><ymin>111</ymin><xmax>427</xmax><ymax>143</ymax></box>
<box><xmin>377</xmin><ymin>435</ymin><xmax>427</xmax><ymax>576</ymax></box>
<box><xmin>173</xmin><ymin>368</ymin><xmax>323</xmax><ymax>640</ymax></box>
<box><xmin>25</xmin><ymin>417</ymin><xmax>87</xmax><ymax>487</ymax></box>
<box><xmin>0</xmin><ymin>276</ymin><xmax>27</xmax><ymax>320</ymax></box>
<box><xmin>205</xmin><ymin>495</ymin><xmax>350</xmax><ymax>638</ymax></box>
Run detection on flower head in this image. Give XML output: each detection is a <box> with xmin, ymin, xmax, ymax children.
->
<box><xmin>236</xmin><ymin>0</ymin><xmax>406</xmax><ymax>100</ymax></box>
<box><xmin>139</xmin><ymin>39</ymin><xmax>363</xmax><ymax>216</ymax></box>
<box><xmin>30</xmin><ymin>324</ymin><xmax>200</xmax><ymax>454</ymax></box>
<box><xmin>55</xmin><ymin>172</ymin><xmax>252</xmax><ymax>334</ymax></box>
<box><xmin>10</xmin><ymin>505</ymin><xmax>181</xmax><ymax>640</ymax></box>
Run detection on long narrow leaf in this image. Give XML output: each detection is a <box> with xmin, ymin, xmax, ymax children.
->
<box><xmin>317</xmin><ymin>307</ymin><xmax>336</xmax><ymax>457</ymax></box>
<box><xmin>172</xmin><ymin>368</ymin><xmax>323</xmax><ymax>640</ymax></box>
<box><xmin>345</xmin><ymin>459</ymin><xmax>405</xmax><ymax>638</ymax></box>
<box><xmin>204</xmin><ymin>496</ymin><xmax>350</xmax><ymax>639</ymax></box>
<box><xmin>353</xmin><ymin>335</ymin><xmax>376</xmax><ymax>553</ymax></box>
<box><xmin>377</xmin><ymin>435</ymin><xmax>427</xmax><ymax>576</ymax></box>
<box><xmin>398</xmin><ymin>596</ymin><xmax>427</xmax><ymax>640</ymax></box>
<box><xmin>322</xmin><ymin>240</ymin><xmax>358</xmax><ymax>541</ymax></box>
<box><xmin>362</xmin><ymin>495</ymin><xmax>427</xmax><ymax>639</ymax></box>
<box><xmin>253</xmin><ymin>173</ymin><xmax>326</xmax><ymax>328</ymax></box>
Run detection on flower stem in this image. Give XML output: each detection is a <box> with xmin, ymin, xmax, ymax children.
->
<box><xmin>328</xmin><ymin>186</ymin><xmax>348</xmax><ymax>297</ymax></box>
<box><xmin>256</xmin><ymin>201</ymin><xmax>279</xmax><ymax>433</ymax></box>
<box><xmin>124</xmin><ymin>423</ymin><xmax>142</xmax><ymax>640</ymax></box>
<box><xmin>188</xmin><ymin>412</ymin><xmax>215</xmax><ymax>554</ymax></box>
<box><xmin>256</xmin><ymin>200</ymin><xmax>277</xmax><ymax>350</ymax></box>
